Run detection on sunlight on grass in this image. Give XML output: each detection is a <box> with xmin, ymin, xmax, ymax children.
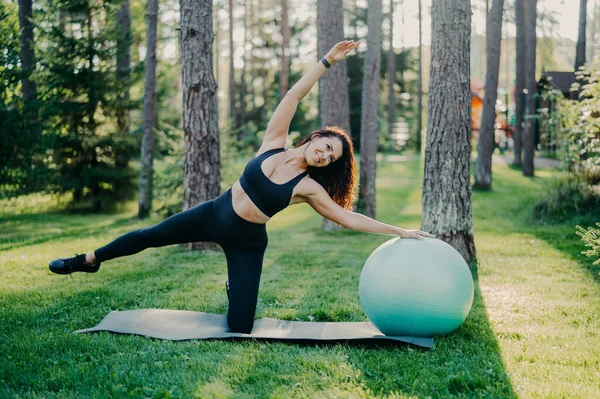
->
<box><xmin>1</xmin><ymin>158</ymin><xmax>599</xmax><ymax>398</ymax></box>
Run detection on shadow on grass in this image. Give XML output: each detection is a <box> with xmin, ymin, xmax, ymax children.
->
<box><xmin>475</xmin><ymin>163</ymin><xmax>600</xmax><ymax>287</ymax></box>
<box><xmin>347</xmin><ymin>280</ymin><xmax>516</xmax><ymax>397</ymax></box>
<box><xmin>282</xmin><ymin>231</ymin><xmax>516</xmax><ymax>396</ymax></box>
<box><xmin>531</xmin><ymin>224</ymin><xmax>600</xmax><ymax>286</ymax></box>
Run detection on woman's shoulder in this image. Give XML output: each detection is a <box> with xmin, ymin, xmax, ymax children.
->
<box><xmin>255</xmin><ymin>142</ymin><xmax>286</xmax><ymax>157</ymax></box>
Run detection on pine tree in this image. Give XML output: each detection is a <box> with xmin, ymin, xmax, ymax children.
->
<box><xmin>116</xmin><ymin>0</ymin><xmax>131</xmax><ymax>135</ymax></box>
<box><xmin>522</xmin><ymin>0</ymin><xmax>537</xmax><ymax>177</ymax></box>
<box><xmin>422</xmin><ymin>0</ymin><xmax>476</xmax><ymax>269</ymax></box>
<box><xmin>37</xmin><ymin>0</ymin><xmax>137</xmax><ymax>211</ymax></box>
<box><xmin>180</xmin><ymin>0</ymin><xmax>220</xmax><ymax>250</ymax></box>
<box><xmin>475</xmin><ymin>0</ymin><xmax>505</xmax><ymax>190</ymax></box>
<box><xmin>573</xmin><ymin>0</ymin><xmax>588</xmax><ymax>100</ymax></box>
<box><xmin>416</xmin><ymin>0</ymin><xmax>423</xmax><ymax>153</ymax></box>
<box><xmin>280</xmin><ymin>0</ymin><xmax>290</xmax><ymax>99</ymax></box>
<box><xmin>514</xmin><ymin>0</ymin><xmax>525</xmax><ymax>166</ymax></box>
<box><xmin>0</xmin><ymin>2</ymin><xmax>34</xmax><ymax>195</ymax></box>
<box><xmin>386</xmin><ymin>0</ymin><xmax>396</xmax><ymax>137</ymax></box>
<box><xmin>138</xmin><ymin>0</ymin><xmax>159</xmax><ymax>218</ymax></box>
<box><xmin>358</xmin><ymin>0</ymin><xmax>383</xmax><ymax>219</ymax></box>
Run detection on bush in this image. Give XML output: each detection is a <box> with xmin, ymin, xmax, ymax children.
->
<box><xmin>576</xmin><ymin>222</ymin><xmax>600</xmax><ymax>265</ymax></box>
<box><xmin>533</xmin><ymin>172</ymin><xmax>600</xmax><ymax>222</ymax></box>
<box><xmin>535</xmin><ymin>61</ymin><xmax>600</xmax><ymax>222</ymax></box>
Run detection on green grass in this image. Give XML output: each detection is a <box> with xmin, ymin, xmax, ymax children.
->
<box><xmin>1</xmin><ymin>159</ymin><xmax>599</xmax><ymax>398</ymax></box>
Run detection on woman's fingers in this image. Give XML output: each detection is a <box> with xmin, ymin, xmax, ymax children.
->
<box><xmin>401</xmin><ymin>230</ymin><xmax>436</xmax><ymax>240</ymax></box>
<box><xmin>410</xmin><ymin>232</ymin><xmax>423</xmax><ymax>240</ymax></box>
<box><xmin>337</xmin><ymin>40</ymin><xmax>357</xmax><ymax>48</ymax></box>
<box><xmin>343</xmin><ymin>42</ymin><xmax>359</xmax><ymax>54</ymax></box>
<box><xmin>330</xmin><ymin>40</ymin><xmax>359</xmax><ymax>61</ymax></box>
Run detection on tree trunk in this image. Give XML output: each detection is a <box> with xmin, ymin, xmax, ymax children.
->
<box><xmin>513</xmin><ymin>0</ymin><xmax>525</xmax><ymax>166</ymax></box>
<box><xmin>358</xmin><ymin>0</ymin><xmax>383</xmax><ymax>219</ymax></box>
<box><xmin>228</xmin><ymin>0</ymin><xmax>236</xmax><ymax>125</ymax></box>
<box><xmin>86</xmin><ymin>3</ymin><xmax>101</xmax><ymax>213</ymax></box>
<box><xmin>259</xmin><ymin>0</ymin><xmax>268</xmax><ymax>122</ymax></box>
<box><xmin>422</xmin><ymin>0</ymin><xmax>476</xmax><ymax>271</ymax></box>
<box><xmin>400</xmin><ymin>0</ymin><xmax>404</xmax><ymax>50</ymax></box>
<box><xmin>238</xmin><ymin>0</ymin><xmax>248</xmax><ymax>128</ymax></box>
<box><xmin>588</xmin><ymin>1</ymin><xmax>596</xmax><ymax>61</ymax></box>
<box><xmin>475</xmin><ymin>0</ymin><xmax>505</xmax><ymax>190</ymax></box>
<box><xmin>116</xmin><ymin>0</ymin><xmax>131</xmax><ymax>135</ymax></box>
<box><xmin>115</xmin><ymin>0</ymin><xmax>132</xmax><ymax>200</ymax></box>
<box><xmin>138</xmin><ymin>0</ymin><xmax>159</xmax><ymax>218</ymax></box>
<box><xmin>214</xmin><ymin>0</ymin><xmax>219</xmax><ymax>88</ymax></box>
<box><xmin>572</xmin><ymin>0</ymin><xmax>588</xmax><ymax>100</ymax></box>
<box><xmin>59</xmin><ymin>9</ymin><xmax>66</xmax><ymax>32</ymax></box>
<box><xmin>18</xmin><ymin>0</ymin><xmax>37</xmax><ymax>117</ymax></box>
<box><xmin>522</xmin><ymin>0</ymin><xmax>537</xmax><ymax>177</ymax></box>
<box><xmin>416</xmin><ymin>0</ymin><xmax>423</xmax><ymax>153</ymax></box>
<box><xmin>180</xmin><ymin>0</ymin><xmax>220</xmax><ymax>250</ymax></box>
<box><xmin>576</xmin><ymin>0</ymin><xmax>588</xmax><ymax>71</ymax></box>
<box><xmin>387</xmin><ymin>0</ymin><xmax>396</xmax><ymax>136</ymax></box>
<box><xmin>317</xmin><ymin>0</ymin><xmax>353</xmax><ymax>231</ymax></box>
<box><xmin>212</xmin><ymin>0</ymin><xmax>221</xmax><ymax>87</ymax></box>
<box><xmin>249</xmin><ymin>0</ymin><xmax>256</xmax><ymax>105</ymax></box>
<box><xmin>280</xmin><ymin>0</ymin><xmax>290</xmax><ymax>99</ymax></box>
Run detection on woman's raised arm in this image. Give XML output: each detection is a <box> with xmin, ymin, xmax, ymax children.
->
<box><xmin>259</xmin><ymin>40</ymin><xmax>360</xmax><ymax>153</ymax></box>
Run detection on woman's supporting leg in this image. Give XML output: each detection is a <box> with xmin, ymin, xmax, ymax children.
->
<box><xmin>94</xmin><ymin>200</ymin><xmax>219</xmax><ymax>262</ymax></box>
<box><xmin>223</xmin><ymin>248</ymin><xmax>264</xmax><ymax>333</ymax></box>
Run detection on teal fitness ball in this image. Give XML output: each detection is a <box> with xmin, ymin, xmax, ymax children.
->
<box><xmin>359</xmin><ymin>237</ymin><xmax>474</xmax><ymax>337</ymax></box>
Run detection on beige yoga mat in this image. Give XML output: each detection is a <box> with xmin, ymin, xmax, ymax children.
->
<box><xmin>75</xmin><ymin>309</ymin><xmax>433</xmax><ymax>348</ymax></box>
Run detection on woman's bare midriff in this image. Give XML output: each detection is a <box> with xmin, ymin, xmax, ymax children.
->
<box><xmin>231</xmin><ymin>182</ymin><xmax>272</xmax><ymax>224</ymax></box>
<box><xmin>230</xmin><ymin>180</ymin><xmax>306</xmax><ymax>224</ymax></box>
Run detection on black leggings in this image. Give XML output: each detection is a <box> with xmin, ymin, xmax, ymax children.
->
<box><xmin>94</xmin><ymin>189</ymin><xmax>268</xmax><ymax>333</ymax></box>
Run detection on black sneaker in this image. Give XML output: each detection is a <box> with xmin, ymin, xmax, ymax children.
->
<box><xmin>49</xmin><ymin>254</ymin><xmax>101</xmax><ymax>275</ymax></box>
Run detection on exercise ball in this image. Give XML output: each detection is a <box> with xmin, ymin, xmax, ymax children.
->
<box><xmin>359</xmin><ymin>237</ymin><xmax>474</xmax><ymax>337</ymax></box>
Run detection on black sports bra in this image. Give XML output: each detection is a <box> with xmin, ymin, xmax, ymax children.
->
<box><xmin>239</xmin><ymin>148</ymin><xmax>308</xmax><ymax>217</ymax></box>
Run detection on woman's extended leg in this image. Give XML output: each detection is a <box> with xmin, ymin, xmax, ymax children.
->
<box><xmin>223</xmin><ymin>248</ymin><xmax>264</xmax><ymax>333</ymax></box>
<box><xmin>94</xmin><ymin>200</ymin><xmax>219</xmax><ymax>262</ymax></box>
<box><xmin>50</xmin><ymin>199</ymin><xmax>221</xmax><ymax>274</ymax></box>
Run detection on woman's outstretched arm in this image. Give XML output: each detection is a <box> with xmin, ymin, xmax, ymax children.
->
<box><xmin>259</xmin><ymin>40</ymin><xmax>360</xmax><ymax>152</ymax></box>
<box><xmin>302</xmin><ymin>180</ymin><xmax>433</xmax><ymax>239</ymax></box>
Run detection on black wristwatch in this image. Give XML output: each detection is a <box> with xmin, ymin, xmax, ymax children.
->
<box><xmin>319</xmin><ymin>56</ymin><xmax>331</xmax><ymax>68</ymax></box>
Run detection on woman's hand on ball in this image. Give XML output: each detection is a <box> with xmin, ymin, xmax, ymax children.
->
<box><xmin>397</xmin><ymin>228</ymin><xmax>435</xmax><ymax>240</ymax></box>
<box><xmin>325</xmin><ymin>40</ymin><xmax>360</xmax><ymax>64</ymax></box>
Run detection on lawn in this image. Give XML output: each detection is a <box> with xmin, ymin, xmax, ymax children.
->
<box><xmin>1</xmin><ymin>158</ymin><xmax>599</xmax><ymax>398</ymax></box>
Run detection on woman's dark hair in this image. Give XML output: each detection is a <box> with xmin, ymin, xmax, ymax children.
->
<box><xmin>295</xmin><ymin>126</ymin><xmax>357</xmax><ymax>210</ymax></box>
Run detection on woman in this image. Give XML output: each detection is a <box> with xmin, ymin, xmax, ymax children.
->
<box><xmin>49</xmin><ymin>40</ymin><xmax>433</xmax><ymax>333</ymax></box>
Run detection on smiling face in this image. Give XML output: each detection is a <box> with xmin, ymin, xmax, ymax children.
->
<box><xmin>306</xmin><ymin>135</ymin><xmax>344</xmax><ymax>168</ymax></box>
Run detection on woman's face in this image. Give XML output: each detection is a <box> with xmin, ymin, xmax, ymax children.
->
<box><xmin>306</xmin><ymin>135</ymin><xmax>344</xmax><ymax>167</ymax></box>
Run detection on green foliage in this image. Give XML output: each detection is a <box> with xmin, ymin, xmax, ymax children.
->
<box><xmin>555</xmin><ymin>70</ymin><xmax>600</xmax><ymax>172</ymax></box>
<box><xmin>153</xmin><ymin>155</ymin><xmax>183</xmax><ymax>217</ymax></box>
<box><xmin>535</xmin><ymin>62</ymin><xmax>600</xmax><ymax>222</ymax></box>
<box><xmin>0</xmin><ymin>0</ymin><xmax>150</xmax><ymax>210</ymax></box>
<box><xmin>346</xmin><ymin>47</ymin><xmax>415</xmax><ymax>152</ymax></box>
<box><xmin>533</xmin><ymin>171</ymin><xmax>600</xmax><ymax>222</ymax></box>
<box><xmin>576</xmin><ymin>223</ymin><xmax>600</xmax><ymax>265</ymax></box>
<box><xmin>0</xmin><ymin>2</ymin><xmax>41</xmax><ymax>196</ymax></box>
<box><xmin>32</xmin><ymin>0</ymin><xmax>140</xmax><ymax>212</ymax></box>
